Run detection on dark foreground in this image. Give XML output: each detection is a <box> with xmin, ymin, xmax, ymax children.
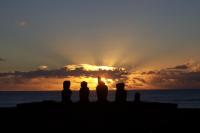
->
<box><xmin>0</xmin><ymin>101</ymin><xmax>199</xmax><ymax>132</ymax></box>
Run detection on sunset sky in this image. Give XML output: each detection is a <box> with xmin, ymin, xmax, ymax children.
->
<box><xmin>0</xmin><ymin>0</ymin><xmax>200</xmax><ymax>90</ymax></box>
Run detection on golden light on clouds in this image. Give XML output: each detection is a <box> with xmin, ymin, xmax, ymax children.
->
<box><xmin>125</xmin><ymin>71</ymin><xmax>153</xmax><ymax>90</ymax></box>
<box><xmin>65</xmin><ymin>64</ymin><xmax>118</xmax><ymax>71</ymax></box>
<box><xmin>38</xmin><ymin>65</ymin><xmax>48</xmax><ymax>70</ymax></box>
<box><xmin>3</xmin><ymin>62</ymin><xmax>200</xmax><ymax>91</ymax></box>
<box><xmin>0</xmin><ymin>64</ymin><xmax>125</xmax><ymax>91</ymax></box>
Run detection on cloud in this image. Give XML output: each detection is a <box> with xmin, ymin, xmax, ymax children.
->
<box><xmin>1</xmin><ymin>65</ymin><xmax>127</xmax><ymax>79</ymax></box>
<box><xmin>168</xmin><ymin>64</ymin><xmax>189</xmax><ymax>70</ymax></box>
<box><xmin>0</xmin><ymin>58</ymin><xmax>5</xmax><ymax>62</ymax></box>
<box><xmin>18</xmin><ymin>20</ymin><xmax>29</xmax><ymax>28</ymax></box>
<box><xmin>0</xmin><ymin>64</ymin><xmax>128</xmax><ymax>90</ymax></box>
<box><xmin>37</xmin><ymin>65</ymin><xmax>48</xmax><ymax>70</ymax></box>
<box><xmin>1</xmin><ymin>62</ymin><xmax>200</xmax><ymax>90</ymax></box>
<box><xmin>42</xmin><ymin>64</ymin><xmax>125</xmax><ymax>79</ymax></box>
<box><xmin>126</xmin><ymin>62</ymin><xmax>200</xmax><ymax>89</ymax></box>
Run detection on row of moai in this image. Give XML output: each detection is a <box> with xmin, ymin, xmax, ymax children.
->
<box><xmin>62</xmin><ymin>77</ymin><xmax>140</xmax><ymax>103</ymax></box>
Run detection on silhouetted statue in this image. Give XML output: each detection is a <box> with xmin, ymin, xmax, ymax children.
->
<box><xmin>61</xmin><ymin>80</ymin><xmax>72</xmax><ymax>103</ymax></box>
<box><xmin>134</xmin><ymin>92</ymin><xmax>141</xmax><ymax>103</ymax></box>
<box><xmin>79</xmin><ymin>81</ymin><xmax>90</xmax><ymax>102</ymax></box>
<box><xmin>115</xmin><ymin>83</ymin><xmax>127</xmax><ymax>103</ymax></box>
<box><xmin>96</xmin><ymin>76</ymin><xmax>108</xmax><ymax>102</ymax></box>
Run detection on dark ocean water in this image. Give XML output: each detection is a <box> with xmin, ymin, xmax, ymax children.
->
<box><xmin>0</xmin><ymin>89</ymin><xmax>200</xmax><ymax>108</ymax></box>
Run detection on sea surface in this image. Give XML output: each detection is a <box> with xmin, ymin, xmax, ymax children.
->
<box><xmin>0</xmin><ymin>89</ymin><xmax>200</xmax><ymax>108</ymax></box>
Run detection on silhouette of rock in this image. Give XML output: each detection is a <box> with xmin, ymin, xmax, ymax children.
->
<box><xmin>61</xmin><ymin>80</ymin><xmax>72</xmax><ymax>103</ymax></box>
<box><xmin>79</xmin><ymin>81</ymin><xmax>90</xmax><ymax>103</ymax></box>
<box><xmin>115</xmin><ymin>83</ymin><xmax>127</xmax><ymax>103</ymax></box>
<box><xmin>96</xmin><ymin>76</ymin><xmax>108</xmax><ymax>102</ymax></box>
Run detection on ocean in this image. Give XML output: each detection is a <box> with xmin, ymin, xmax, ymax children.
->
<box><xmin>0</xmin><ymin>89</ymin><xmax>200</xmax><ymax>108</ymax></box>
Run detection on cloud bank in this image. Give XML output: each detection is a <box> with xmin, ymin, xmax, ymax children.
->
<box><xmin>1</xmin><ymin>62</ymin><xmax>200</xmax><ymax>91</ymax></box>
<box><xmin>0</xmin><ymin>64</ymin><xmax>127</xmax><ymax>91</ymax></box>
<box><xmin>127</xmin><ymin>62</ymin><xmax>200</xmax><ymax>89</ymax></box>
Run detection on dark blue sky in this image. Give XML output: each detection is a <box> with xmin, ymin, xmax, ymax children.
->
<box><xmin>0</xmin><ymin>0</ymin><xmax>200</xmax><ymax>72</ymax></box>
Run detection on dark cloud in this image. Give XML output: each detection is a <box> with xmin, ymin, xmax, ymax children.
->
<box><xmin>0</xmin><ymin>58</ymin><xmax>5</xmax><ymax>62</ymax></box>
<box><xmin>133</xmin><ymin>77</ymin><xmax>146</xmax><ymax>83</ymax></box>
<box><xmin>0</xmin><ymin>66</ymin><xmax>128</xmax><ymax>80</ymax></box>
<box><xmin>148</xmin><ymin>70</ymin><xmax>200</xmax><ymax>89</ymax></box>
<box><xmin>0</xmin><ymin>65</ymin><xmax>128</xmax><ymax>90</ymax></box>
<box><xmin>141</xmin><ymin>71</ymin><xmax>157</xmax><ymax>75</ymax></box>
<box><xmin>126</xmin><ymin>62</ymin><xmax>200</xmax><ymax>89</ymax></box>
<box><xmin>2</xmin><ymin>63</ymin><xmax>200</xmax><ymax>90</ymax></box>
<box><xmin>168</xmin><ymin>64</ymin><xmax>189</xmax><ymax>70</ymax></box>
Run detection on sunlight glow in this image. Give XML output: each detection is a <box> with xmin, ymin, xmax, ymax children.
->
<box><xmin>0</xmin><ymin>64</ymin><xmax>126</xmax><ymax>91</ymax></box>
<box><xmin>64</xmin><ymin>64</ymin><xmax>118</xmax><ymax>71</ymax></box>
<box><xmin>64</xmin><ymin>76</ymin><xmax>115</xmax><ymax>90</ymax></box>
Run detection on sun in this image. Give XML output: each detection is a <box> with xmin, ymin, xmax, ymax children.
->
<box><xmin>101</xmin><ymin>77</ymin><xmax>106</xmax><ymax>83</ymax></box>
<box><xmin>65</xmin><ymin>64</ymin><xmax>117</xmax><ymax>71</ymax></box>
<box><xmin>99</xmin><ymin>77</ymin><xmax>115</xmax><ymax>88</ymax></box>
